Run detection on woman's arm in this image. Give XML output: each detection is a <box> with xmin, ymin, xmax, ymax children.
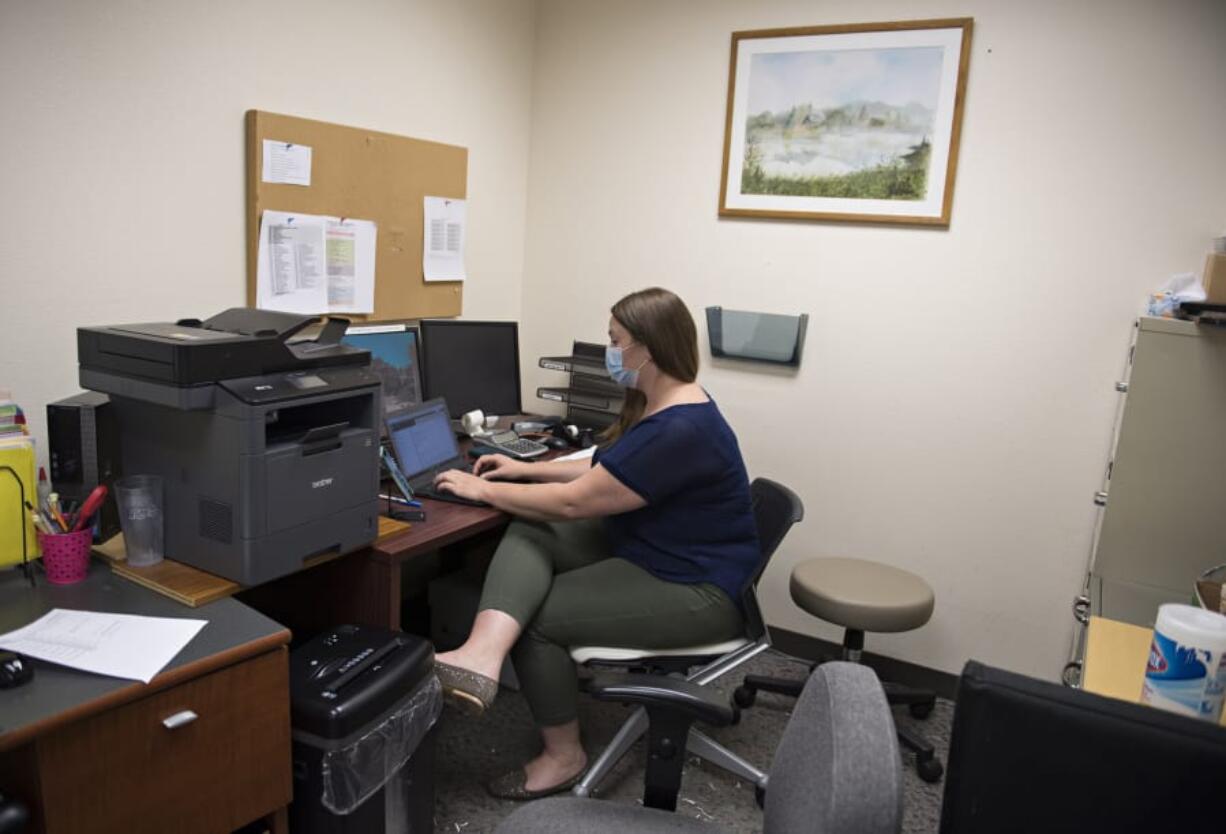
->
<box><xmin>434</xmin><ymin>463</ymin><xmax>645</xmax><ymax>522</ymax></box>
<box><xmin>474</xmin><ymin>453</ymin><xmax>593</xmax><ymax>484</ymax></box>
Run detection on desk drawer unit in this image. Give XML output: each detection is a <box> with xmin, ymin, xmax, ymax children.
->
<box><xmin>32</xmin><ymin>648</ymin><xmax>291</xmax><ymax>834</ymax></box>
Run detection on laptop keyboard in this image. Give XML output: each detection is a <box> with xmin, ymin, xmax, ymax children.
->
<box><xmin>411</xmin><ymin>464</ymin><xmax>490</xmax><ymax>507</ymax></box>
<box><xmin>414</xmin><ymin>486</ymin><xmax>489</xmax><ymax>508</ymax></box>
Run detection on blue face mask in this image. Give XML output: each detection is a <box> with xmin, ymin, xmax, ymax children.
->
<box><xmin>605</xmin><ymin>344</ymin><xmax>645</xmax><ymax>388</ymax></box>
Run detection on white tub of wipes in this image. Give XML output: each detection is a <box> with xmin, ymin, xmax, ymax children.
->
<box><xmin>1141</xmin><ymin>604</ymin><xmax>1226</xmax><ymax>722</ymax></box>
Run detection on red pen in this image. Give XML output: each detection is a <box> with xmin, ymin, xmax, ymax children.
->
<box><xmin>71</xmin><ymin>484</ymin><xmax>110</xmax><ymax>532</ymax></box>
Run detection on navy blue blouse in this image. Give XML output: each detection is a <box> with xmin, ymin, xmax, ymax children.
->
<box><xmin>593</xmin><ymin>399</ymin><xmax>760</xmax><ymax>603</ymax></box>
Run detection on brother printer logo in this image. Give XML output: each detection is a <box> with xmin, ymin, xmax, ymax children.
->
<box><xmin>312</xmin><ymin>478</ymin><xmax>334</xmax><ymax>489</ymax></box>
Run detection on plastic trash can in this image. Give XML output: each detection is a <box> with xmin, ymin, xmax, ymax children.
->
<box><xmin>289</xmin><ymin>626</ymin><xmax>442</xmax><ymax>834</ymax></box>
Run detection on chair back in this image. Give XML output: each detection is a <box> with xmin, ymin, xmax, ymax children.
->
<box><xmin>740</xmin><ymin>477</ymin><xmax>805</xmax><ymax>641</ymax></box>
<box><xmin>765</xmin><ymin>662</ymin><xmax>902</xmax><ymax>834</ymax></box>
<box><xmin>940</xmin><ymin>660</ymin><xmax>1226</xmax><ymax>833</ymax></box>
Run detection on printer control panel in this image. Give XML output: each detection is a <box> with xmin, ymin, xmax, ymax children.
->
<box><xmin>221</xmin><ymin>366</ymin><xmax>377</xmax><ymax>404</ymax></box>
<box><xmin>290</xmin><ymin>374</ymin><xmax>327</xmax><ymax>390</ymax></box>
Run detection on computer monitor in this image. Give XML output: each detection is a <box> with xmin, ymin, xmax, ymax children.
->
<box><xmin>419</xmin><ymin>320</ymin><xmax>522</xmax><ymax>418</ymax></box>
<box><xmin>341</xmin><ymin>322</ymin><xmax>422</xmax><ymax>417</ymax></box>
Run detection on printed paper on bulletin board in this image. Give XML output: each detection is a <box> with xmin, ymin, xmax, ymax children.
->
<box><xmin>246</xmin><ymin>110</ymin><xmax>466</xmax><ymax>320</ymax></box>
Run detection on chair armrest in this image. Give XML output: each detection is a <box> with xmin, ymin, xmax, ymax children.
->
<box><xmin>588</xmin><ymin>672</ymin><xmax>736</xmax><ymax>727</ymax></box>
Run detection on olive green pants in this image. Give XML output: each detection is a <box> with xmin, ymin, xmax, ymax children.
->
<box><xmin>478</xmin><ymin>518</ymin><xmax>743</xmax><ymax>726</ymax></box>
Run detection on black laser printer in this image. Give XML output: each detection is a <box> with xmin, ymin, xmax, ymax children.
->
<box><xmin>78</xmin><ymin>308</ymin><xmax>381</xmax><ymax>585</ymax></box>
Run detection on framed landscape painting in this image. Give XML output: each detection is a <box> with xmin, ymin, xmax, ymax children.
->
<box><xmin>719</xmin><ymin>19</ymin><xmax>973</xmax><ymax>226</ymax></box>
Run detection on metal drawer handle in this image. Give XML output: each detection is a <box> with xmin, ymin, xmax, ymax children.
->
<box><xmin>162</xmin><ymin>710</ymin><xmax>198</xmax><ymax>730</ymax></box>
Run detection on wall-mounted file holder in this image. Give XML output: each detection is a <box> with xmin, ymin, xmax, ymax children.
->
<box><xmin>706</xmin><ymin>307</ymin><xmax>808</xmax><ymax>366</ymax></box>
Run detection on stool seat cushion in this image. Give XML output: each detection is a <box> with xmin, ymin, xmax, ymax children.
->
<box><xmin>790</xmin><ymin>558</ymin><xmax>934</xmax><ymax>633</ymax></box>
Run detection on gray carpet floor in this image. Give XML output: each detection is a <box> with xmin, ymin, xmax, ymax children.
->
<box><xmin>433</xmin><ymin>650</ymin><xmax>951</xmax><ymax>833</ymax></box>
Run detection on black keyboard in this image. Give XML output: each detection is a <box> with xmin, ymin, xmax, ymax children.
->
<box><xmin>413</xmin><ymin>487</ymin><xmax>490</xmax><ymax>508</ymax></box>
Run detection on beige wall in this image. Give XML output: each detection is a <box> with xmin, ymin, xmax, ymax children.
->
<box><xmin>0</xmin><ymin>0</ymin><xmax>537</xmax><ymax>444</ymax></box>
<box><xmin>519</xmin><ymin>0</ymin><xmax>1226</xmax><ymax>678</ymax></box>
<box><xmin>3</xmin><ymin>0</ymin><xmax>1224</xmax><ymax>681</ymax></box>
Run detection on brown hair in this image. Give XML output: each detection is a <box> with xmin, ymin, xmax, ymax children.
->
<box><xmin>602</xmin><ymin>287</ymin><xmax>699</xmax><ymax>443</ymax></box>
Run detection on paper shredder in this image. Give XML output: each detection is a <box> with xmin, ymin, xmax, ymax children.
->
<box><xmin>289</xmin><ymin>625</ymin><xmax>441</xmax><ymax>834</ymax></box>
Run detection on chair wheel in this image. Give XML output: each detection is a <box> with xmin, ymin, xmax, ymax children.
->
<box><xmin>916</xmin><ymin>757</ymin><xmax>944</xmax><ymax>783</ymax></box>
<box><xmin>754</xmin><ymin>784</ymin><xmax>767</xmax><ymax>809</ymax></box>
<box><xmin>909</xmin><ymin>700</ymin><xmax>934</xmax><ymax>720</ymax></box>
<box><xmin>733</xmin><ymin>685</ymin><xmax>757</xmax><ymax>708</ymax></box>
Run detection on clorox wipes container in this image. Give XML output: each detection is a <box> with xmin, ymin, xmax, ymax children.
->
<box><xmin>1141</xmin><ymin>603</ymin><xmax>1226</xmax><ymax>723</ymax></box>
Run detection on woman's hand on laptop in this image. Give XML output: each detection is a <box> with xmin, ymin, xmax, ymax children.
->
<box><xmin>473</xmin><ymin>454</ymin><xmax>526</xmax><ymax>481</ymax></box>
<box><xmin>434</xmin><ymin>468</ymin><xmax>489</xmax><ymax>503</ymax></box>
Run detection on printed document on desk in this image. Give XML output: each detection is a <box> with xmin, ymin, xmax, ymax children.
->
<box><xmin>0</xmin><ymin>609</ymin><xmax>207</xmax><ymax>684</ymax></box>
<box><xmin>556</xmin><ymin>446</ymin><xmax>596</xmax><ymax>462</ymax></box>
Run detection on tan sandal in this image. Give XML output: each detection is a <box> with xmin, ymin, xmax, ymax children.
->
<box><xmin>434</xmin><ymin>661</ymin><xmax>499</xmax><ymax>714</ymax></box>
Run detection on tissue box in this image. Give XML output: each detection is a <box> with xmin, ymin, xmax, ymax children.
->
<box><xmin>1202</xmin><ymin>253</ymin><xmax>1226</xmax><ymax>303</ymax></box>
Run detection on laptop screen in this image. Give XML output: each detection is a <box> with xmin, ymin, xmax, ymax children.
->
<box><xmin>387</xmin><ymin>399</ymin><xmax>461</xmax><ymax>479</ymax></box>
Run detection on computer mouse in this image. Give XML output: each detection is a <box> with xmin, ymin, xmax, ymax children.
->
<box><xmin>542</xmin><ymin>436</ymin><xmax>570</xmax><ymax>450</ymax></box>
<box><xmin>0</xmin><ymin>652</ymin><xmax>33</xmax><ymax>688</ymax></box>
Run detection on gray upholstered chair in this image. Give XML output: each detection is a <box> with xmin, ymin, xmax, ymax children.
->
<box><xmin>495</xmin><ymin>662</ymin><xmax>903</xmax><ymax>834</ymax></box>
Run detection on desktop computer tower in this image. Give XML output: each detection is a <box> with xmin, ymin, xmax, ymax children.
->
<box><xmin>47</xmin><ymin>392</ymin><xmax>121</xmax><ymax>538</ymax></box>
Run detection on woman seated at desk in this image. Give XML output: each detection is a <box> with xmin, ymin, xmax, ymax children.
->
<box><xmin>432</xmin><ymin>286</ymin><xmax>759</xmax><ymax>800</ymax></box>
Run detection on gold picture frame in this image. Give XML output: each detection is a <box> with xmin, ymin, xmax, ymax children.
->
<box><xmin>719</xmin><ymin>18</ymin><xmax>973</xmax><ymax>226</ymax></box>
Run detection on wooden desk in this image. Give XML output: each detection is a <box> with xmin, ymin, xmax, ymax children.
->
<box><xmin>1083</xmin><ymin>615</ymin><xmax>1226</xmax><ymax>727</ymax></box>
<box><xmin>0</xmin><ymin>564</ymin><xmax>292</xmax><ymax>834</ymax></box>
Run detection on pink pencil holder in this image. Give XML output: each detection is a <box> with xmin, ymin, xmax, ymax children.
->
<box><xmin>37</xmin><ymin>529</ymin><xmax>93</xmax><ymax>585</ymax></box>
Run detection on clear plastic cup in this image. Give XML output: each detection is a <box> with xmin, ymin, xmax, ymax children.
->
<box><xmin>115</xmin><ymin>475</ymin><xmax>164</xmax><ymax>567</ymax></box>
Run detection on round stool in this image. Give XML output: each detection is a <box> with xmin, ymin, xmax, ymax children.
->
<box><xmin>789</xmin><ymin>558</ymin><xmax>935</xmax><ymax>656</ymax></box>
<box><xmin>736</xmin><ymin>556</ymin><xmax>944</xmax><ymax>782</ymax></box>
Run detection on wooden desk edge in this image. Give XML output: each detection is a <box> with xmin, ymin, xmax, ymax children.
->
<box><xmin>372</xmin><ymin>510</ymin><xmax>509</xmax><ymax>563</ymax></box>
<box><xmin>0</xmin><ymin>628</ymin><xmax>291</xmax><ymax>753</ymax></box>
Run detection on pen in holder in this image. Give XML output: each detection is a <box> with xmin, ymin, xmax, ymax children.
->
<box><xmin>36</xmin><ymin>528</ymin><xmax>92</xmax><ymax>585</ymax></box>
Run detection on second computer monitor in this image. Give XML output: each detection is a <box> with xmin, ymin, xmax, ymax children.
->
<box><xmin>419</xmin><ymin>319</ymin><xmax>521</xmax><ymax>418</ymax></box>
<box><xmin>341</xmin><ymin>322</ymin><xmax>423</xmax><ymax>417</ymax></box>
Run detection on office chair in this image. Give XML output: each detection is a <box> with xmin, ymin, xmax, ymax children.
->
<box><xmin>939</xmin><ymin>660</ymin><xmax>1226</xmax><ymax>833</ymax></box>
<box><xmin>569</xmin><ymin>478</ymin><xmax>805</xmax><ymax>802</ymax></box>
<box><xmin>496</xmin><ymin>662</ymin><xmax>902</xmax><ymax>833</ymax></box>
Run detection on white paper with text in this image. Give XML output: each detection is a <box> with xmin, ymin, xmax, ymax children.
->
<box><xmin>262</xmin><ymin>140</ymin><xmax>312</xmax><ymax>186</ymax></box>
<box><xmin>423</xmin><ymin>196</ymin><xmax>467</xmax><ymax>282</ymax></box>
<box><xmin>0</xmin><ymin>609</ymin><xmax>207</xmax><ymax>684</ymax></box>
<box><xmin>256</xmin><ymin>210</ymin><xmax>328</xmax><ymax>314</ymax></box>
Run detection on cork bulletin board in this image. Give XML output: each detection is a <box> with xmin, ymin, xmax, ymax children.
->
<box><xmin>245</xmin><ymin>109</ymin><xmax>466</xmax><ymax>320</ymax></box>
